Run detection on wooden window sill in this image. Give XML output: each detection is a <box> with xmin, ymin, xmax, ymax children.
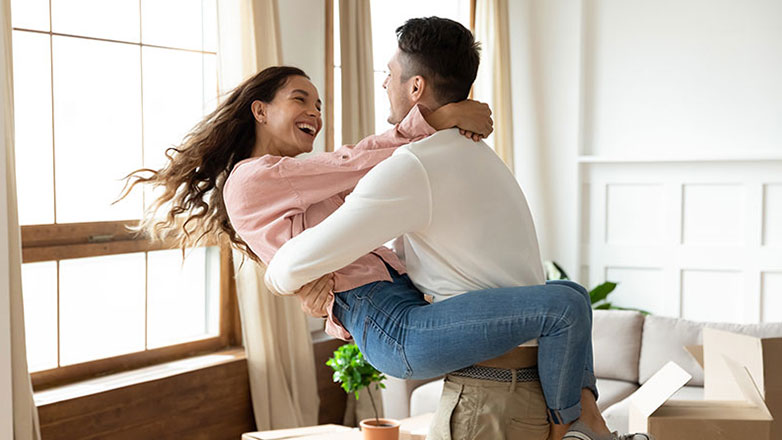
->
<box><xmin>34</xmin><ymin>347</ymin><xmax>246</xmax><ymax>407</ymax></box>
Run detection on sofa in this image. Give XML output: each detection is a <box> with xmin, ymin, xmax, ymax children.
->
<box><xmin>380</xmin><ymin>310</ymin><xmax>782</xmax><ymax>432</ymax></box>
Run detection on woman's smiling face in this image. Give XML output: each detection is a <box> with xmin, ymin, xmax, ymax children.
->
<box><xmin>256</xmin><ymin>75</ymin><xmax>323</xmax><ymax>157</ymax></box>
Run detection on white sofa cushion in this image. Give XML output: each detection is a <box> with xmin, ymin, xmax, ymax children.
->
<box><xmin>594</xmin><ymin>378</ymin><xmax>638</xmax><ymax>412</ymax></box>
<box><xmin>638</xmin><ymin>316</ymin><xmax>782</xmax><ymax>386</ymax></box>
<box><xmin>592</xmin><ymin>310</ymin><xmax>645</xmax><ymax>382</ymax></box>
<box><xmin>382</xmin><ymin>376</ymin><xmax>442</xmax><ymax>420</ymax></box>
<box><xmin>409</xmin><ymin>379</ymin><xmax>445</xmax><ymax>417</ymax></box>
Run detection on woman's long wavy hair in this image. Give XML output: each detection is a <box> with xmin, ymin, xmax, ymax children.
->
<box><xmin>117</xmin><ymin>66</ymin><xmax>309</xmax><ymax>262</ymax></box>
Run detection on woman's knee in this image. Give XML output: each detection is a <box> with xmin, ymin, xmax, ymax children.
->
<box><xmin>549</xmin><ymin>285</ymin><xmax>591</xmax><ymax>329</ymax></box>
<box><xmin>547</xmin><ymin>280</ymin><xmax>590</xmax><ymax>307</ymax></box>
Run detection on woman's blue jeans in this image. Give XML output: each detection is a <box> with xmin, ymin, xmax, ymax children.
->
<box><xmin>332</xmin><ymin>267</ymin><xmax>597</xmax><ymax>425</ymax></box>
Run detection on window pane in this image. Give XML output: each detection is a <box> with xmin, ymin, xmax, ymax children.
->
<box><xmin>332</xmin><ymin>0</ymin><xmax>341</xmax><ymax>150</ymax></box>
<box><xmin>202</xmin><ymin>0</ymin><xmax>218</xmax><ymax>53</ymax></box>
<box><xmin>202</xmin><ymin>53</ymin><xmax>218</xmax><ymax>116</ymax></box>
<box><xmin>334</xmin><ymin>66</ymin><xmax>342</xmax><ymax>149</ymax></box>
<box><xmin>52</xmin><ymin>36</ymin><xmax>143</xmax><ymax>223</ymax></box>
<box><xmin>373</xmin><ymin>71</ymin><xmax>391</xmax><ymax>134</ymax></box>
<box><xmin>141</xmin><ymin>48</ymin><xmax>218</xmax><ymax>215</ymax></box>
<box><xmin>51</xmin><ymin>0</ymin><xmax>140</xmax><ymax>43</ymax></box>
<box><xmin>369</xmin><ymin>0</ymin><xmax>470</xmax><ymax>71</ymax></box>
<box><xmin>334</xmin><ymin>0</ymin><xmax>341</xmax><ymax>67</ymax></box>
<box><xmin>21</xmin><ymin>262</ymin><xmax>58</xmax><ymax>372</ymax></box>
<box><xmin>142</xmin><ymin>47</ymin><xmax>214</xmax><ymax>171</ymax></box>
<box><xmin>10</xmin><ymin>0</ymin><xmax>50</xmax><ymax>31</ymax></box>
<box><xmin>12</xmin><ymin>31</ymin><xmax>55</xmax><ymax>225</ymax></box>
<box><xmin>147</xmin><ymin>247</ymin><xmax>220</xmax><ymax>349</ymax></box>
<box><xmin>141</xmin><ymin>0</ymin><xmax>216</xmax><ymax>52</ymax></box>
<box><xmin>59</xmin><ymin>253</ymin><xmax>146</xmax><ymax>365</ymax></box>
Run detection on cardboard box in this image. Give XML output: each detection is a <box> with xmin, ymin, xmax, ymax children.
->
<box><xmin>398</xmin><ymin>412</ymin><xmax>433</xmax><ymax>440</ymax></box>
<box><xmin>241</xmin><ymin>413</ymin><xmax>434</xmax><ymax>440</ymax></box>
<box><xmin>702</xmin><ymin>329</ymin><xmax>782</xmax><ymax>439</ymax></box>
<box><xmin>241</xmin><ymin>424</ymin><xmax>357</xmax><ymax>440</ymax></box>
<box><xmin>628</xmin><ymin>327</ymin><xmax>778</xmax><ymax>440</ymax></box>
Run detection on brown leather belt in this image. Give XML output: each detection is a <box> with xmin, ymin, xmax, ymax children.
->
<box><xmin>475</xmin><ymin>345</ymin><xmax>538</xmax><ymax>369</ymax></box>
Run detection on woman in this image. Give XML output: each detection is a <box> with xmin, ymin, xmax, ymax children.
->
<box><xmin>121</xmin><ymin>66</ymin><xmax>615</xmax><ymax>438</ymax></box>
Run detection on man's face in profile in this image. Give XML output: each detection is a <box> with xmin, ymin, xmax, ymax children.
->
<box><xmin>383</xmin><ymin>49</ymin><xmax>415</xmax><ymax>125</ymax></box>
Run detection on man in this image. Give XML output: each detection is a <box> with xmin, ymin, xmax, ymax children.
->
<box><xmin>265</xmin><ymin>17</ymin><xmax>648</xmax><ymax>440</ymax></box>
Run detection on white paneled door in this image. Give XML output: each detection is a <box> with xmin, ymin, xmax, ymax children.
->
<box><xmin>581</xmin><ymin>160</ymin><xmax>782</xmax><ymax>323</ymax></box>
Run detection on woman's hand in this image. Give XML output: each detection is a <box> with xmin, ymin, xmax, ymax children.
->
<box><xmin>293</xmin><ymin>274</ymin><xmax>334</xmax><ymax>318</ymax></box>
<box><xmin>426</xmin><ymin>100</ymin><xmax>494</xmax><ymax>141</ymax></box>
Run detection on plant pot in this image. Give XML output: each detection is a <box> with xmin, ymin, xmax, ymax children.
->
<box><xmin>359</xmin><ymin>418</ymin><xmax>400</xmax><ymax>440</ymax></box>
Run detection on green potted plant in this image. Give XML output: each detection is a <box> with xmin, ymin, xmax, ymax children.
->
<box><xmin>327</xmin><ymin>344</ymin><xmax>399</xmax><ymax>440</ymax></box>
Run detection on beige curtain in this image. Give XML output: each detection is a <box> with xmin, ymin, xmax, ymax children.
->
<box><xmin>0</xmin><ymin>0</ymin><xmax>41</xmax><ymax>438</ymax></box>
<box><xmin>339</xmin><ymin>0</ymin><xmax>375</xmax><ymax>145</ymax></box>
<box><xmin>216</xmin><ymin>0</ymin><xmax>319</xmax><ymax>430</ymax></box>
<box><xmin>473</xmin><ymin>0</ymin><xmax>515</xmax><ymax>171</ymax></box>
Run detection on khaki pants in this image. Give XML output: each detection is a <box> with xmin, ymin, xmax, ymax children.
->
<box><xmin>427</xmin><ymin>374</ymin><xmax>550</xmax><ymax>440</ymax></box>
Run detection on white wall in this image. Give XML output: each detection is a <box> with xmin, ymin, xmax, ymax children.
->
<box><xmin>583</xmin><ymin>0</ymin><xmax>782</xmax><ymax>157</ymax></box>
<box><xmin>507</xmin><ymin>0</ymin><xmax>583</xmax><ymax>277</ymax></box>
<box><xmin>508</xmin><ymin>0</ymin><xmax>782</xmax><ymax>322</ymax></box>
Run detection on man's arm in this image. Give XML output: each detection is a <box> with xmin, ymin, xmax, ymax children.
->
<box><xmin>264</xmin><ymin>151</ymin><xmax>431</xmax><ymax>295</ymax></box>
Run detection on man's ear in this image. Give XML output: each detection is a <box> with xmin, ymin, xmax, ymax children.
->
<box><xmin>410</xmin><ymin>76</ymin><xmax>426</xmax><ymax>102</ymax></box>
<box><xmin>251</xmin><ymin>100</ymin><xmax>267</xmax><ymax>124</ymax></box>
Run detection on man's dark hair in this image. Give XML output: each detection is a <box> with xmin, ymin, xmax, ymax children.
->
<box><xmin>395</xmin><ymin>17</ymin><xmax>480</xmax><ymax>104</ymax></box>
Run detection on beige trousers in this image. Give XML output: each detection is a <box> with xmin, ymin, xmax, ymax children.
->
<box><xmin>427</xmin><ymin>374</ymin><xmax>550</xmax><ymax>440</ymax></box>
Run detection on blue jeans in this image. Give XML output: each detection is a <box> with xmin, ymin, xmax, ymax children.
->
<box><xmin>332</xmin><ymin>267</ymin><xmax>597</xmax><ymax>425</ymax></box>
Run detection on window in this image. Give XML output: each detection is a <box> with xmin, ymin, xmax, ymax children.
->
<box><xmin>11</xmin><ymin>0</ymin><xmax>238</xmax><ymax>390</ymax></box>
<box><xmin>327</xmin><ymin>0</ymin><xmax>471</xmax><ymax>151</ymax></box>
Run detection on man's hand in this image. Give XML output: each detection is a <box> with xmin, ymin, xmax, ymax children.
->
<box><xmin>294</xmin><ymin>274</ymin><xmax>335</xmax><ymax>318</ymax></box>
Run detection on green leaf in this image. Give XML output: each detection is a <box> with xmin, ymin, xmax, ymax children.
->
<box><xmin>594</xmin><ymin>302</ymin><xmax>613</xmax><ymax>310</ymax></box>
<box><xmin>589</xmin><ymin>282</ymin><xmax>617</xmax><ymax>304</ymax></box>
<box><xmin>543</xmin><ymin>260</ymin><xmax>571</xmax><ymax>281</ymax></box>
<box><xmin>551</xmin><ymin>261</ymin><xmax>570</xmax><ymax>280</ymax></box>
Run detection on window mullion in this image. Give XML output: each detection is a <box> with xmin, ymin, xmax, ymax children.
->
<box><xmin>48</xmin><ymin>0</ymin><xmax>56</xmax><ymax>224</ymax></box>
<box><xmin>144</xmin><ymin>252</ymin><xmax>149</xmax><ymax>350</ymax></box>
<box><xmin>56</xmin><ymin>259</ymin><xmax>60</xmax><ymax>368</ymax></box>
<box><xmin>139</xmin><ymin>0</ymin><xmax>146</xmax><ymax>215</ymax></box>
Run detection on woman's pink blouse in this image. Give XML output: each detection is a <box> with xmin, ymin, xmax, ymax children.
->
<box><xmin>223</xmin><ymin>105</ymin><xmax>436</xmax><ymax>340</ymax></box>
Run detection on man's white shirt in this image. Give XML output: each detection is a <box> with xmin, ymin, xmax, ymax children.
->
<box><xmin>265</xmin><ymin>128</ymin><xmax>545</xmax><ymax>300</ymax></box>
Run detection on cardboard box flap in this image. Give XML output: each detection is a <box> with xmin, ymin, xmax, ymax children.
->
<box><xmin>684</xmin><ymin>345</ymin><xmax>704</xmax><ymax>368</ymax></box>
<box><xmin>703</xmin><ymin>328</ymin><xmax>765</xmax><ymax>400</ymax></box>
<box><xmin>723</xmin><ymin>355</ymin><xmax>772</xmax><ymax>418</ymax></box>
<box><xmin>628</xmin><ymin>361</ymin><xmax>692</xmax><ymax>432</ymax></box>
